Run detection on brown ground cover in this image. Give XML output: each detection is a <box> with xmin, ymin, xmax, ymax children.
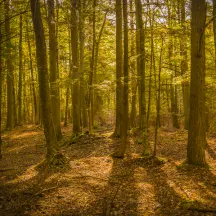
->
<box><xmin>0</xmin><ymin>125</ymin><xmax>216</xmax><ymax>216</ymax></box>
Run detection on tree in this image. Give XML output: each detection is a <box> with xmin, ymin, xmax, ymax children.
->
<box><xmin>135</xmin><ymin>0</ymin><xmax>149</xmax><ymax>155</ymax></box>
<box><xmin>112</xmin><ymin>0</ymin><xmax>128</xmax><ymax>158</ymax></box>
<box><xmin>18</xmin><ymin>15</ymin><xmax>23</xmax><ymax>125</ymax></box>
<box><xmin>48</xmin><ymin>0</ymin><xmax>62</xmax><ymax>140</ymax></box>
<box><xmin>26</xmin><ymin>21</ymin><xmax>38</xmax><ymax>124</ymax></box>
<box><xmin>71</xmin><ymin>0</ymin><xmax>81</xmax><ymax>135</ymax></box>
<box><xmin>0</xmin><ymin>2</ymin><xmax>3</xmax><ymax>159</ymax></box>
<box><xmin>114</xmin><ymin>0</ymin><xmax>123</xmax><ymax>137</ymax></box>
<box><xmin>30</xmin><ymin>0</ymin><xmax>57</xmax><ymax>159</ymax></box>
<box><xmin>180</xmin><ymin>0</ymin><xmax>189</xmax><ymax>130</ymax></box>
<box><xmin>213</xmin><ymin>0</ymin><xmax>216</xmax><ymax>70</ymax></box>
<box><xmin>167</xmin><ymin>1</ymin><xmax>179</xmax><ymax>129</ymax></box>
<box><xmin>187</xmin><ymin>0</ymin><xmax>206</xmax><ymax>166</ymax></box>
<box><xmin>129</xmin><ymin>0</ymin><xmax>137</xmax><ymax>128</ymax></box>
<box><xmin>5</xmin><ymin>0</ymin><xmax>14</xmax><ymax>130</ymax></box>
<box><xmin>79</xmin><ymin>0</ymin><xmax>88</xmax><ymax>128</ymax></box>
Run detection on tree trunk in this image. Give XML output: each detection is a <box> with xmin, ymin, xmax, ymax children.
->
<box><xmin>18</xmin><ymin>15</ymin><xmax>23</xmax><ymax>125</ymax></box>
<box><xmin>167</xmin><ymin>3</ymin><xmax>179</xmax><ymax>129</ymax></box>
<box><xmin>114</xmin><ymin>0</ymin><xmax>123</xmax><ymax>137</ymax></box>
<box><xmin>213</xmin><ymin>0</ymin><xmax>216</xmax><ymax>71</ymax></box>
<box><xmin>71</xmin><ymin>0</ymin><xmax>81</xmax><ymax>135</ymax></box>
<box><xmin>187</xmin><ymin>0</ymin><xmax>206</xmax><ymax>166</ymax></box>
<box><xmin>147</xmin><ymin>0</ymin><xmax>154</xmax><ymax>127</ymax></box>
<box><xmin>129</xmin><ymin>0</ymin><xmax>137</xmax><ymax>128</ymax></box>
<box><xmin>30</xmin><ymin>0</ymin><xmax>57</xmax><ymax>159</ymax></box>
<box><xmin>48</xmin><ymin>0</ymin><xmax>62</xmax><ymax>140</ymax></box>
<box><xmin>112</xmin><ymin>0</ymin><xmax>128</xmax><ymax>158</ymax></box>
<box><xmin>180</xmin><ymin>0</ymin><xmax>189</xmax><ymax>130</ymax></box>
<box><xmin>79</xmin><ymin>0</ymin><xmax>88</xmax><ymax>129</ymax></box>
<box><xmin>0</xmin><ymin>6</ymin><xmax>2</xmax><ymax>159</ymax></box>
<box><xmin>154</xmin><ymin>39</ymin><xmax>164</xmax><ymax>157</ymax></box>
<box><xmin>135</xmin><ymin>0</ymin><xmax>149</xmax><ymax>155</ymax></box>
<box><xmin>5</xmin><ymin>0</ymin><xmax>14</xmax><ymax>130</ymax></box>
<box><xmin>26</xmin><ymin>21</ymin><xmax>38</xmax><ymax>124</ymax></box>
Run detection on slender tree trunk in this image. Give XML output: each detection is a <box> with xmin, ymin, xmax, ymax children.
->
<box><xmin>167</xmin><ymin>1</ymin><xmax>179</xmax><ymax>129</ymax></box>
<box><xmin>213</xmin><ymin>0</ymin><xmax>216</xmax><ymax>71</ymax></box>
<box><xmin>26</xmin><ymin>22</ymin><xmax>38</xmax><ymax>124</ymax></box>
<box><xmin>135</xmin><ymin>0</ymin><xmax>149</xmax><ymax>155</ymax></box>
<box><xmin>180</xmin><ymin>0</ymin><xmax>189</xmax><ymax>130</ymax></box>
<box><xmin>88</xmin><ymin>0</ymin><xmax>96</xmax><ymax>133</ymax></box>
<box><xmin>93</xmin><ymin>12</ymin><xmax>107</xmax><ymax>120</ymax></box>
<box><xmin>154</xmin><ymin>39</ymin><xmax>164</xmax><ymax>157</ymax></box>
<box><xmin>0</xmin><ymin>7</ymin><xmax>2</xmax><ymax>159</ymax></box>
<box><xmin>147</xmin><ymin>0</ymin><xmax>154</xmax><ymax>126</ymax></box>
<box><xmin>48</xmin><ymin>0</ymin><xmax>62</xmax><ymax>140</ymax></box>
<box><xmin>129</xmin><ymin>0</ymin><xmax>137</xmax><ymax>128</ymax></box>
<box><xmin>71</xmin><ymin>0</ymin><xmax>81</xmax><ymax>135</ymax></box>
<box><xmin>112</xmin><ymin>0</ymin><xmax>128</xmax><ymax>158</ymax></box>
<box><xmin>79</xmin><ymin>0</ymin><xmax>88</xmax><ymax>128</ymax></box>
<box><xmin>18</xmin><ymin>15</ymin><xmax>23</xmax><ymax>125</ymax></box>
<box><xmin>30</xmin><ymin>0</ymin><xmax>57</xmax><ymax>159</ymax></box>
<box><xmin>114</xmin><ymin>0</ymin><xmax>123</xmax><ymax>137</ymax></box>
<box><xmin>187</xmin><ymin>0</ymin><xmax>206</xmax><ymax>166</ymax></box>
<box><xmin>64</xmin><ymin>87</ymin><xmax>69</xmax><ymax>126</ymax></box>
<box><xmin>5</xmin><ymin>0</ymin><xmax>14</xmax><ymax>130</ymax></box>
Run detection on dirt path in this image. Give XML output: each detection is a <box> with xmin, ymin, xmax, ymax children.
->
<box><xmin>0</xmin><ymin>125</ymin><xmax>216</xmax><ymax>215</ymax></box>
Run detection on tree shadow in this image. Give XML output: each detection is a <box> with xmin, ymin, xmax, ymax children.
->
<box><xmin>206</xmin><ymin>142</ymin><xmax>216</xmax><ymax>160</ymax></box>
<box><xmin>52</xmin><ymin>140</ymin><xmax>140</xmax><ymax>216</ymax></box>
<box><xmin>0</xmin><ymin>127</ymin><xmax>139</xmax><ymax>216</ymax></box>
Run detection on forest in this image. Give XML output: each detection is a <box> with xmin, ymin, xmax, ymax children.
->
<box><xmin>0</xmin><ymin>0</ymin><xmax>216</xmax><ymax>215</ymax></box>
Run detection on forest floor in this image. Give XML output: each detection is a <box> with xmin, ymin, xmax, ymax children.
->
<box><xmin>0</xmin><ymin>124</ymin><xmax>216</xmax><ymax>216</ymax></box>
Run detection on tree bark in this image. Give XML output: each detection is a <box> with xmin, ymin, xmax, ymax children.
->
<box><xmin>213</xmin><ymin>0</ymin><xmax>216</xmax><ymax>71</ymax></box>
<box><xmin>48</xmin><ymin>0</ymin><xmax>62</xmax><ymax>140</ymax></box>
<box><xmin>187</xmin><ymin>0</ymin><xmax>206</xmax><ymax>166</ymax></box>
<box><xmin>112</xmin><ymin>0</ymin><xmax>128</xmax><ymax>158</ymax></box>
<box><xmin>30</xmin><ymin>0</ymin><xmax>57</xmax><ymax>159</ymax></box>
<box><xmin>71</xmin><ymin>0</ymin><xmax>81</xmax><ymax>135</ymax></box>
<box><xmin>0</xmin><ymin>5</ymin><xmax>3</xmax><ymax>158</ymax></box>
<box><xmin>26</xmin><ymin>21</ymin><xmax>38</xmax><ymax>124</ymax></box>
<box><xmin>79</xmin><ymin>0</ymin><xmax>88</xmax><ymax>129</ymax></box>
<box><xmin>114</xmin><ymin>0</ymin><xmax>123</xmax><ymax>137</ymax></box>
<box><xmin>18</xmin><ymin>15</ymin><xmax>23</xmax><ymax>125</ymax></box>
<box><xmin>129</xmin><ymin>0</ymin><xmax>137</xmax><ymax>128</ymax></box>
<box><xmin>135</xmin><ymin>0</ymin><xmax>149</xmax><ymax>155</ymax></box>
<box><xmin>180</xmin><ymin>0</ymin><xmax>189</xmax><ymax>130</ymax></box>
<box><xmin>5</xmin><ymin>0</ymin><xmax>14</xmax><ymax>130</ymax></box>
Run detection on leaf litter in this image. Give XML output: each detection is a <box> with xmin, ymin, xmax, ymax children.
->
<box><xmin>0</xmin><ymin>125</ymin><xmax>216</xmax><ymax>215</ymax></box>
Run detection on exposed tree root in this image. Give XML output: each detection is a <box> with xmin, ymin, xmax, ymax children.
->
<box><xmin>36</xmin><ymin>151</ymin><xmax>69</xmax><ymax>169</ymax></box>
<box><xmin>110</xmin><ymin>151</ymin><xmax>124</xmax><ymax>158</ymax></box>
